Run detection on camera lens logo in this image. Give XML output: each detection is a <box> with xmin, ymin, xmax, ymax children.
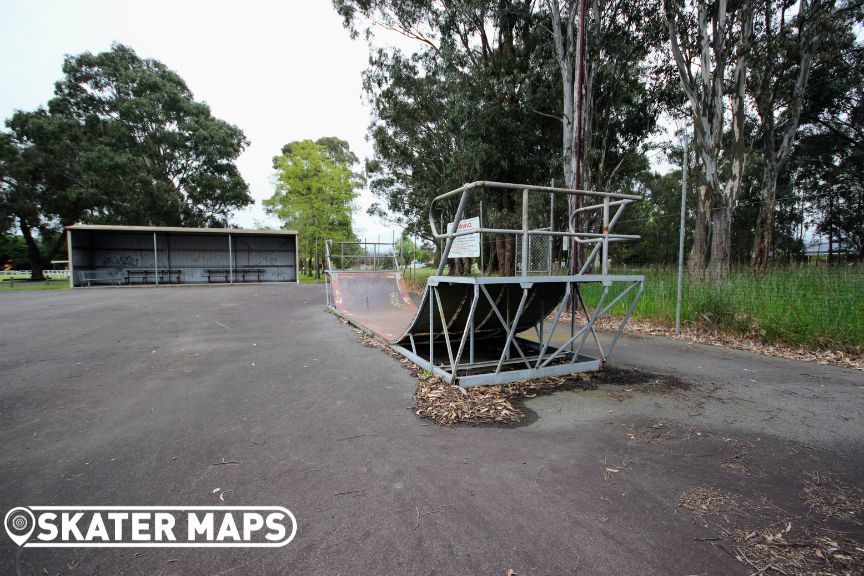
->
<box><xmin>4</xmin><ymin>507</ymin><xmax>35</xmax><ymax>546</ymax></box>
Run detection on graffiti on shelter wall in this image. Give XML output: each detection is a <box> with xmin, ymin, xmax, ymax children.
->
<box><xmin>102</xmin><ymin>255</ymin><xmax>139</xmax><ymax>268</ymax></box>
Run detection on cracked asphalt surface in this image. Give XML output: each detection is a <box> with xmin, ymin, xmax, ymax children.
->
<box><xmin>1</xmin><ymin>284</ymin><xmax>862</xmax><ymax>575</ymax></box>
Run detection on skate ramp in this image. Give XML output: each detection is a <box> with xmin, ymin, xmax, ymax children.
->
<box><xmin>329</xmin><ymin>271</ymin><xmax>417</xmax><ymax>341</ymax></box>
<box><xmin>329</xmin><ymin>270</ymin><xmax>566</xmax><ymax>345</ymax></box>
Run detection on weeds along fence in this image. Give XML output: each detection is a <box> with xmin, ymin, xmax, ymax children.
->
<box><xmin>581</xmin><ymin>264</ymin><xmax>864</xmax><ymax>351</ymax></box>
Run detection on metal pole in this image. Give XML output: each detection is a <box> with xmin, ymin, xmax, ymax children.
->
<box><xmin>602</xmin><ymin>196</ymin><xmax>609</xmax><ymax>276</ymax></box>
<box><xmin>153</xmin><ymin>232</ymin><xmax>159</xmax><ymax>286</ymax></box>
<box><xmin>436</xmin><ymin>192</ymin><xmax>469</xmax><ymax>276</ymax></box>
<box><xmin>439</xmin><ymin>212</ymin><xmax>444</xmax><ymax>272</ymax></box>
<box><xmin>521</xmin><ymin>188</ymin><xmax>529</xmax><ymax>276</ymax></box>
<box><xmin>429</xmin><ymin>286</ymin><xmax>435</xmax><ymax>370</ymax></box>
<box><xmin>228</xmin><ymin>234</ymin><xmax>233</xmax><ymax>284</ymax></box>
<box><xmin>479</xmin><ymin>200</ymin><xmax>484</xmax><ymax>274</ymax></box>
<box><xmin>67</xmin><ymin>230</ymin><xmax>74</xmax><ymax>288</ymax></box>
<box><xmin>676</xmin><ymin>133</ymin><xmax>688</xmax><ymax>335</ymax></box>
<box><xmin>549</xmin><ymin>185</ymin><xmax>555</xmax><ymax>274</ymax></box>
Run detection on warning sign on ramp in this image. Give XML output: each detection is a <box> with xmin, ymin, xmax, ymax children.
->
<box><xmin>447</xmin><ymin>217</ymin><xmax>480</xmax><ymax>258</ymax></box>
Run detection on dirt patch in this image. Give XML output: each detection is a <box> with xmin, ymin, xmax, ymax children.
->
<box><xmin>593</xmin><ymin>367</ymin><xmax>691</xmax><ymax>391</ymax></box>
<box><xmin>803</xmin><ymin>472</ymin><xmax>864</xmax><ymax>527</ymax></box>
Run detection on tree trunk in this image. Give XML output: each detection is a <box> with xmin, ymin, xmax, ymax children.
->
<box><xmin>485</xmin><ymin>244</ymin><xmax>498</xmax><ymax>275</ymax></box>
<box><xmin>18</xmin><ymin>223</ymin><xmax>46</xmax><ymax>281</ymax></box>
<box><xmin>751</xmin><ymin>0</ymin><xmax>819</xmax><ymax>271</ymax></box>
<box><xmin>707</xmin><ymin>203</ymin><xmax>732</xmax><ymax>284</ymax></box>
<box><xmin>568</xmin><ymin>0</ymin><xmax>587</xmax><ymax>275</ymax></box>
<box><xmin>547</xmin><ymin>0</ymin><xmax>576</xmax><ymax>189</ymax></box>
<box><xmin>753</xmin><ymin>164</ymin><xmax>778</xmax><ymax>271</ymax></box>
<box><xmin>688</xmin><ymin>184</ymin><xmax>710</xmax><ymax>281</ymax></box>
<box><xmin>496</xmin><ymin>235</ymin><xmax>516</xmax><ymax>276</ymax></box>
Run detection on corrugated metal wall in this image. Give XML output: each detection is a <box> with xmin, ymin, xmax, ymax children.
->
<box><xmin>71</xmin><ymin>230</ymin><xmax>296</xmax><ymax>286</ymax></box>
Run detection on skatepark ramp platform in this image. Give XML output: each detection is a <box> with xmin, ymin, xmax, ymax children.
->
<box><xmin>325</xmin><ymin>181</ymin><xmax>644</xmax><ymax>387</ymax></box>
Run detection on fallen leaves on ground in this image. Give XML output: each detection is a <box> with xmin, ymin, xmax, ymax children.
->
<box><xmin>730</xmin><ymin>525</ymin><xmax>864</xmax><ymax>575</ymax></box>
<box><xmin>677</xmin><ymin>486</ymin><xmax>748</xmax><ymax>519</ymax></box>
<box><xmin>414</xmin><ymin>372</ymin><xmax>596</xmax><ymax>426</ymax></box>
<box><xmin>679</xmin><ymin>480</ymin><xmax>864</xmax><ymax>575</ymax></box>
<box><xmin>803</xmin><ymin>472</ymin><xmax>864</xmax><ymax>527</ymax></box>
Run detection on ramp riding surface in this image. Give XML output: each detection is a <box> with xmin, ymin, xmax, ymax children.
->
<box><xmin>328</xmin><ymin>271</ymin><xmax>416</xmax><ymax>341</ymax></box>
<box><xmin>328</xmin><ymin>271</ymin><xmax>565</xmax><ymax>346</ymax></box>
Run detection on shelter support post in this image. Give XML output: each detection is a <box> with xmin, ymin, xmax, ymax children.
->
<box><xmin>153</xmin><ymin>232</ymin><xmax>159</xmax><ymax>286</ymax></box>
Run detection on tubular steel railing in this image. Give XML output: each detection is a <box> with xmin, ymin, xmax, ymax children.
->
<box><xmin>429</xmin><ymin>181</ymin><xmax>641</xmax><ymax>277</ymax></box>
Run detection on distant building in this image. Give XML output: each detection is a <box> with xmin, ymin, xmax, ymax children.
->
<box><xmin>804</xmin><ymin>238</ymin><xmax>857</xmax><ymax>260</ymax></box>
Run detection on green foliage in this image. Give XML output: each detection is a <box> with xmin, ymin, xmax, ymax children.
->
<box><xmin>580</xmin><ymin>265</ymin><xmax>864</xmax><ymax>349</ymax></box>
<box><xmin>1</xmin><ymin>44</ymin><xmax>252</xmax><ymax>278</ymax></box>
<box><xmin>397</xmin><ymin>235</ymin><xmax>431</xmax><ymax>264</ymax></box>
<box><xmin>341</xmin><ymin>1</ymin><xmax>563</xmax><ymax>244</ymax></box>
<box><xmin>265</xmin><ymin>138</ymin><xmax>360</xmax><ymax>267</ymax></box>
<box><xmin>0</xmin><ymin>279</ymin><xmax>69</xmax><ymax>291</ymax></box>
<box><xmin>49</xmin><ymin>44</ymin><xmax>252</xmax><ymax>226</ymax></box>
<box><xmin>616</xmin><ymin>170</ymin><xmax>693</xmax><ymax>264</ymax></box>
<box><xmin>0</xmin><ymin>234</ymin><xmax>65</xmax><ymax>269</ymax></box>
<box><xmin>794</xmin><ymin>21</ymin><xmax>864</xmax><ymax>257</ymax></box>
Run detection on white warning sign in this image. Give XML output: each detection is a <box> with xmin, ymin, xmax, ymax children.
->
<box><xmin>447</xmin><ymin>216</ymin><xmax>481</xmax><ymax>258</ymax></box>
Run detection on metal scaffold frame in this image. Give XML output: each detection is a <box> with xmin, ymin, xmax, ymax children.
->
<box><xmin>325</xmin><ymin>181</ymin><xmax>645</xmax><ymax>387</ymax></box>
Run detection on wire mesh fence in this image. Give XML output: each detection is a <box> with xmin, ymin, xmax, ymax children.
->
<box><xmin>515</xmin><ymin>234</ymin><xmax>554</xmax><ymax>275</ymax></box>
<box><xmin>580</xmin><ymin>264</ymin><xmax>864</xmax><ymax>350</ymax></box>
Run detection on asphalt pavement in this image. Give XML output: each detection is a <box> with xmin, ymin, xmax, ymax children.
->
<box><xmin>0</xmin><ymin>284</ymin><xmax>861</xmax><ymax>575</ymax></box>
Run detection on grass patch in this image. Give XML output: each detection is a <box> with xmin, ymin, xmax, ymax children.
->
<box><xmin>0</xmin><ymin>279</ymin><xmax>69</xmax><ymax>291</ymax></box>
<box><xmin>299</xmin><ymin>274</ymin><xmax>326</xmax><ymax>285</ymax></box>
<box><xmin>580</xmin><ymin>265</ymin><xmax>863</xmax><ymax>350</ymax></box>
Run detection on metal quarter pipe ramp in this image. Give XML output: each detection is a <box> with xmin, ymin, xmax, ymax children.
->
<box><xmin>324</xmin><ymin>182</ymin><xmax>645</xmax><ymax>387</ymax></box>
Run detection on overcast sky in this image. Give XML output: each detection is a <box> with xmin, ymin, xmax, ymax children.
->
<box><xmin>0</xmin><ymin>0</ymin><xmax>412</xmax><ymax>240</ymax></box>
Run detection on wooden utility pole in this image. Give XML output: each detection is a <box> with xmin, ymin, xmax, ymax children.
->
<box><xmin>568</xmin><ymin>0</ymin><xmax>587</xmax><ymax>275</ymax></box>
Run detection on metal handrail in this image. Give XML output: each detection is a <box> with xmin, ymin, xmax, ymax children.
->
<box><xmin>325</xmin><ymin>240</ymin><xmax>402</xmax><ymax>273</ymax></box>
<box><xmin>428</xmin><ymin>181</ymin><xmax>641</xmax><ymax>276</ymax></box>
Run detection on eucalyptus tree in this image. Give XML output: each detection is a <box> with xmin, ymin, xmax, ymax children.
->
<box><xmin>546</xmin><ymin>0</ymin><xmax>667</xmax><ymax>191</ymax></box>
<box><xmin>51</xmin><ymin>44</ymin><xmax>251</xmax><ymax>227</ymax></box>
<box><xmin>2</xmin><ymin>110</ymin><xmax>104</xmax><ymax>280</ymax></box>
<box><xmin>665</xmin><ymin>0</ymin><xmax>754</xmax><ymax>283</ymax></box>
<box><xmin>750</xmin><ymin>0</ymin><xmax>860</xmax><ymax>270</ymax></box>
